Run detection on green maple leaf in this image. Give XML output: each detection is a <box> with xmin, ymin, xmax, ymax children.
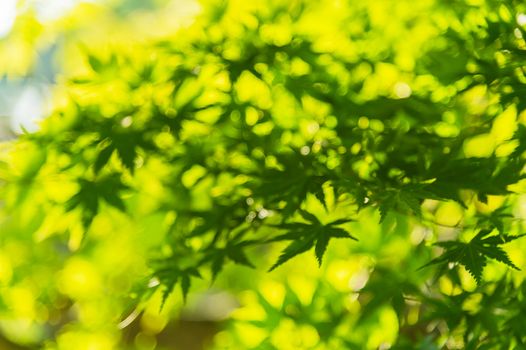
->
<box><xmin>65</xmin><ymin>174</ymin><xmax>128</xmax><ymax>228</ymax></box>
<box><xmin>268</xmin><ymin>210</ymin><xmax>356</xmax><ymax>271</ymax></box>
<box><xmin>155</xmin><ymin>266</ymin><xmax>202</xmax><ymax>308</ymax></box>
<box><xmin>205</xmin><ymin>241</ymin><xmax>255</xmax><ymax>280</ymax></box>
<box><xmin>268</xmin><ymin>238</ymin><xmax>314</xmax><ymax>272</ymax></box>
<box><xmin>377</xmin><ymin>187</ymin><xmax>423</xmax><ymax>222</ymax></box>
<box><xmin>422</xmin><ymin>229</ymin><xmax>524</xmax><ymax>284</ymax></box>
<box><xmin>94</xmin><ymin>124</ymin><xmax>156</xmax><ymax>174</ymax></box>
<box><xmin>425</xmin><ymin>157</ymin><xmax>526</xmax><ymax>205</ymax></box>
<box><xmin>254</xmin><ymin>150</ymin><xmax>329</xmax><ymax>217</ymax></box>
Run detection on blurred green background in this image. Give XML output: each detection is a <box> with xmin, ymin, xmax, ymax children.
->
<box><xmin>1</xmin><ymin>0</ymin><xmax>526</xmax><ymax>349</ymax></box>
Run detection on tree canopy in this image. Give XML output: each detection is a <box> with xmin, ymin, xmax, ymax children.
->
<box><xmin>1</xmin><ymin>0</ymin><xmax>526</xmax><ymax>349</ymax></box>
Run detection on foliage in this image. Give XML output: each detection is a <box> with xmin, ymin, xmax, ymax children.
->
<box><xmin>1</xmin><ymin>0</ymin><xmax>526</xmax><ymax>349</ymax></box>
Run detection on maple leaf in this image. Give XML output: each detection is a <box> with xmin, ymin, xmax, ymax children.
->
<box><xmin>65</xmin><ymin>174</ymin><xmax>128</xmax><ymax>228</ymax></box>
<box><xmin>377</xmin><ymin>187</ymin><xmax>423</xmax><ymax>222</ymax></box>
<box><xmin>154</xmin><ymin>265</ymin><xmax>202</xmax><ymax>308</ymax></box>
<box><xmin>203</xmin><ymin>241</ymin><xmax>255</xmax><ymax>280</ymax></box>
<box><xmin>268</xmin><ymin>210</ymin><xmax>356</xmax><ymax>271</ymax></box>
<box><xmin>94</xmin><ymin>124</ymin><xmax>156</xmax><ymax>174</ymax></box>
<box><xmin>421</xmin><ymin>229</ymin><xmax>524</xmax><ymax>284</ymax></box>
<box><xmin>425</xmin><ymin>156</ymin><xmax>526</xmax><ymax>204</ymax></box>
<box><xmin>254</xmin><ymin>150</ymin><xmax>329</xmax><ymax>217</ymax></box>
